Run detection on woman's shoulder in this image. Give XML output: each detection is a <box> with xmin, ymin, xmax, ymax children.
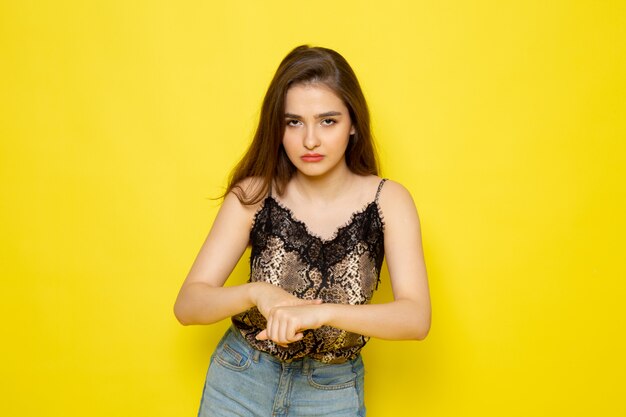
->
<box><xmin>222</xmin><ymin>176</ymin><xmax>269</xmax><ymax>220</ymax></box>
<box><xmin>371</xmin><ymin>178</ymin><xmax>422</xmax><ymax>240</ymax></box>
<box><xmin>362</xmin><ymin>176</ymin><xmax>412</xmax><ymax>200</ymax></box>
<box><xmin>229</xmin><ymin>176</ymin><xmax>270</xmax><ymax>204</ymax></box>
<box><xmin>374</xmin><ymin>177</ymin><xmax>418</xmax><ymax>212</ymax></box>
<box><xmin>349</xmin><ymin>175</ymin><xmax>412</xmax><ymax>204</ymax></box>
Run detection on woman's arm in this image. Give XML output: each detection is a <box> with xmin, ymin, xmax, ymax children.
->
<box><xmin>173</xmin><ymin>189</ymin><xmax>257</xmax><ymax>325</ymax></box>
<box><xmin>174</xmin><ymin>184</ymin><xmax>318</xmax><ymax>325</ymax></box>
<box><xmin>257</xmin><ymin>180</ymin><xmax>431</xmax><ymax>343</ymax></box>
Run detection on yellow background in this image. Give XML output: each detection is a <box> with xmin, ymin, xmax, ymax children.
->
<box><xmin>1</xmin><ymin>1</ymin><xmax>624</xmax><ymax>416</ymax></box>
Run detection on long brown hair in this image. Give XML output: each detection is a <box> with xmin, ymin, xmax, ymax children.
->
<box><xmin>226</xmin><ymin>45</ymin><xmax>379</xmax><ymax>205</ymax></box>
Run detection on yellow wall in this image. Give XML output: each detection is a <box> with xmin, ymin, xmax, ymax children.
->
<box><xmin>1</xmin><ymin>1</ymin><xmax>624</xmax><ymax>415</ymax></box>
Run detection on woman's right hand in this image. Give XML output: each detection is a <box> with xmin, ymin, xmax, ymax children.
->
<box><xmin>251</xmin><ymin>282</ymin><xmax>321</xmax><ymax>320</ymax></box>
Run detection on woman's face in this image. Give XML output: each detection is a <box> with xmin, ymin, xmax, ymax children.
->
<box><xmin>282</xmin><ymin>83</ymin><xmax>355</xmax><ymax>178</ymax></box>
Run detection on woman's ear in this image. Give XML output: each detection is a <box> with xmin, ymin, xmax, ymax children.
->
<box><xmin>350</xmin><ymin>125</ymin><xmax>356</xmax><ymax>135</ymax></box>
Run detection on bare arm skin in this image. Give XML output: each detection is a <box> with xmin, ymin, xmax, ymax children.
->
<box><xmin>257</xmin><ymin>180</ymin><xmax>432</xmax><ymax>343</ymax></box>
<box><xmin>173</xmin><ymin>184</ymin><xmax>318</xmax><ymax>326</ymax></box>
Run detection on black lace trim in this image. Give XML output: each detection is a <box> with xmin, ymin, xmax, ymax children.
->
<box><xmin>250</xmin><ymin>196</ymin><xmax>385</xmax><ymax>287</ymax></box>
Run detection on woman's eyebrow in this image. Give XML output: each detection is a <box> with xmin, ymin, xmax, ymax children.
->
<box><xmin>284</xmin><ymin>111</ymin><xmax>343</xmax><ymax>119</ymax></box>
<box><xmin>317</xmin><ymin>111</ymin><xmax>342</xmax><ymax>118</ymax></box>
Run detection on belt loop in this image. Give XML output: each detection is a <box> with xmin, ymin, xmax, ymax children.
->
<box><xmin>303</xmin><ymin>358</ymin><xmax>310</xmax><ymax>375</ymax></box>
<box><xmin>252</xmin><ymin>349</ymin><xmax>260</xmax><ymax>363</ymax></box>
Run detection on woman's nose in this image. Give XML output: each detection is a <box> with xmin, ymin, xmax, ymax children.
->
<box><xmin>303</xmin><ymin>125</ymin><xmax>320</xmax><ymax>150</ymax></box>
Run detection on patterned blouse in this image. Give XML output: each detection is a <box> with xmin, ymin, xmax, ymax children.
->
<box><xmin>231</xmin><ymin>178</ymin><xmax>387</xmax><ymax>363</ymax></box>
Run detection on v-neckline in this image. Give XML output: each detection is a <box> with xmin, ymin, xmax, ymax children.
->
<box><xmin>266</xmin><ymin>195</ymin><xmax>378</xmax><ymax>244</ymax></box>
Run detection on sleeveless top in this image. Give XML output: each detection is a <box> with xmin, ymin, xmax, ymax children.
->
<box><xmin>231</xmin><ymin>178</ymin><xmax>387</xmax><ymax>363</ymax></box>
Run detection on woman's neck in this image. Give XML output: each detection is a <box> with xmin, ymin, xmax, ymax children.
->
<box><xmin>290</xmin><ymin>165</ymin><xmax>356</xmax><ymax>203</ymax></box>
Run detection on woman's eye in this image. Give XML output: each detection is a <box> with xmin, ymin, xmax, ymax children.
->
<box><xmin>321</xmin><ymin>118</ymin><xmax>336</xmax><ymax>126</ymax></box>
<box><xmin>286</xmin><ymin>119</ymin><xmax>302</xmax><ymax>127</ymax></box>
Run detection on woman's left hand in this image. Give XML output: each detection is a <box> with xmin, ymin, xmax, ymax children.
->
<box><xmin>256</xmin><ymin>303</ymin><xmax>328</xmax><ymax>346</ymax></box>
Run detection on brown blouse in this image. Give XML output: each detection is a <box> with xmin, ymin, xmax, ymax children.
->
<box><xmin>231</xmin><ymin>179</ymin><xmax>387</xmax><ymax>363</ymax></box>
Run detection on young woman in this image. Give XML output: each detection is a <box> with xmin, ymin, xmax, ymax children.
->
<box><xmin>174</xmin><ymin>45</ymin><xmax>431</xmax><ymax>417</ymax></box>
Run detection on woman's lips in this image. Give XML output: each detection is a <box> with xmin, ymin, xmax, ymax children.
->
<box><xmin>301</xmin><ymin>154</ymin><xmax>324</xmax><ymax>162</ymax></box>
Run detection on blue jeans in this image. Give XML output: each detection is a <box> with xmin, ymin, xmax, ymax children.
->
<box><xmin>198</xmin><ymin>325</ymin><xmax>366</xmax><ymax>416</ymax></box>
